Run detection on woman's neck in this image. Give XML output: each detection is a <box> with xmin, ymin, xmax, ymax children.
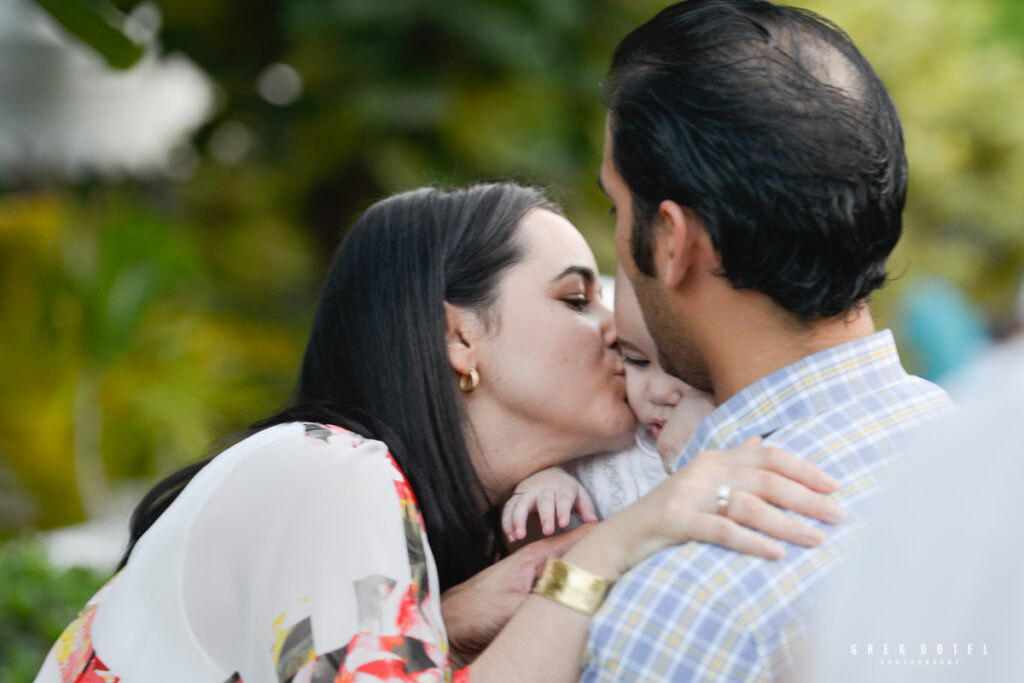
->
<box><xmin>462</xmin><ymin>400</ymin><xmax>626</xmax><ymax>511</ymax></box>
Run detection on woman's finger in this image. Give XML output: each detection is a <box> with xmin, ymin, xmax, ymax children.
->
<box><xmin>727</xmin><ymin>467</ymin><xmax>845</xmax><ymax>525</ymax></box>
<box><xmin>688</xmin><ymin>513</ymin><xmax>785</xmax><ymax>560</ymax></box>
<box><xmin>736</xmin><ymin>435</ymin><xmax>763</xmax><ymax>450</ymax></box>
<box><xmin>758</xmin><ymin>447</ymin><xmax>841</xmax><ymax>493</ymax></box>
<box><xmin>715</xmin><ymin>444</ymin><xmax>840</xmax><ymax>494</ymax></box>
<box><xmin>723</xmin><ymin>490</ymin><xmax>826</xmax><ymax>548</ymax></box>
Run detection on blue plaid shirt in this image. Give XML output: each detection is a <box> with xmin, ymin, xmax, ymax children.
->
<box><xmin>581</xmin><ymin>330</ymin><xmax>951</xmax><ymax>681</ymax></box>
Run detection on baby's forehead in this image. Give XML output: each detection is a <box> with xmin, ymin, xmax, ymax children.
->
<box><xmin>614</xmin><ymin>303</ymin><xmax>644</xmax><ymax>334</ymax></box>
<box><xmin>608</xmin><ymin>272</ymin><xmax>663</xmax><ymax>359</ymax></box>
<box><xmin>611</xmin><ymin>276</ymin><xmax>643</xmax><ymax>321</ymax></box>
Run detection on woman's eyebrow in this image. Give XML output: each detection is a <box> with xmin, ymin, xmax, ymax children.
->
<box><xmin>550</xmin><ymin>265</ymin><xmax>596</xmax><ymax>285</ymax></box>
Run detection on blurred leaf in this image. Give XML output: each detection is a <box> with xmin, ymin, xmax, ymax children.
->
<box><xmin>32</xmin><ymin>0</ymin><xmax>144</xmax><ymax>69</ymax></box>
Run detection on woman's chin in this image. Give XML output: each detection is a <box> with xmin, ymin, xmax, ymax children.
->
<box><xmin>595</xmin><ymin>414</ymin><xmax>638</xmax><ymax>453</ymax></box>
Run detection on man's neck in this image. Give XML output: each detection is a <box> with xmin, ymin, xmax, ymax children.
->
<box><xmin>706</xmin><ymin>303</ymin><xmax>876</xmax><ymax>404</ymax></box>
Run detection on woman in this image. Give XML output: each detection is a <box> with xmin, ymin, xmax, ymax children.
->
<box><xmin>35</xmin><ymin>183</ymin><xmax>844</xmax><ymax>682</ymax></box>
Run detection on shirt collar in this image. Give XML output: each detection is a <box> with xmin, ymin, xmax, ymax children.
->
<box><xmin>675</xmin><ymin>329</ymin><xmax>907</xmax><ymax>467</ymax></box>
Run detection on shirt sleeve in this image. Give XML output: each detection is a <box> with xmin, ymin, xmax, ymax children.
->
<box><xmin>181</xmin><ymin>423</ymin><xmax>468</xmax><ymax>683</ymax></box>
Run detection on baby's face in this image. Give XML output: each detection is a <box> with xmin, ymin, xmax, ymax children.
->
<box><xmin>614</xmin><ymin>268</ymin><xmax>691</xmax><ymax>439</ymax></box>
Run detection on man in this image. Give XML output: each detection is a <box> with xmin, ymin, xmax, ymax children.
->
<box><xmin>590</xmin><ymin>0</ymin><xmax>951</xmax><ymax>679</ymax></box>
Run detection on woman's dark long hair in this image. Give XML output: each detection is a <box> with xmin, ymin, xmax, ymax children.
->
<box><xmin>119</xmin><ymin>182</ymin><xmax>558</xmax><ymax>590</ymax></box>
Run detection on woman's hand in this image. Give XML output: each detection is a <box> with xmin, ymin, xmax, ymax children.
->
<box><xmin>565</xmin><ymin>436</ymin><xmax>846</xmax><ymax>581</ymax></box>
<box><xmin>501</xmin><ymin>467</ymin><xmax>599</xmax><ymax>541</ymax></box>
<box><xmin>441</xmin><ymin>525</ymin><xmax>594</xmax><ymax>666</ymax></box>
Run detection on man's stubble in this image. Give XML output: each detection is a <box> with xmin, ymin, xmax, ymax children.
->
<box><xmin>631</xmin><ymin>272</ymin><xmax>714</xmax><ymax>396</ymax></box>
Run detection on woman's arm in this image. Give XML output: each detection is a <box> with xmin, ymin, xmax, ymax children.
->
<box><xmin>441</xmin><ymin>525</ymin><xmax>595</xmax><ymax>667</ymax></box>
<box><xmin>461</xmin><ymin>437</ymin><xmax>845</xmax><ymax>681</ymax></box>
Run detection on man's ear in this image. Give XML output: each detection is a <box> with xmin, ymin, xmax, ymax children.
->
<box><xmin>444</xmin><ymin>302</ymin><xmax>479</xmax><ymax>376</ymax></box>
<box><xmin>652</xmin><ymin>200</ymin><xmax>712</xmax><ymax>289</ymax></box>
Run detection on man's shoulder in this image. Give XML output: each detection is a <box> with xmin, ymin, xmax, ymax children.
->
<box><xmin>600</xmin><ymin>533</ymin><xmax>837</xmax><ymax>625</ymax></box>
<box><xmin>586</xmin><ymin>539</ymin><xmax>827</xmax><ymax>681</ymax></box>
<box><xmin>770</xmin><ymin>370</ymin><xmax>952</xmax><ymax>460</ymax></box>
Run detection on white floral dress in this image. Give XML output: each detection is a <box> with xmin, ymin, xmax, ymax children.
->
<box><xmin>34</xmin><ymin>422</ymin><xmax>470</xmax><ymax>683</ymax></box>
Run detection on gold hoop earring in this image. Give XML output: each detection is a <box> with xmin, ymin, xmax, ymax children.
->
<box><xmin>459</xmin><ymin>368</ymin><xmax>480</xmax><ymax>393</ymax></box>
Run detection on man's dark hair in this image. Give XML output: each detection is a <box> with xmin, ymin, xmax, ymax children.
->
<box><xmin>604</xmin><ymin>0</ymin><xmax>908</xmax><ymax>319</ymax></box>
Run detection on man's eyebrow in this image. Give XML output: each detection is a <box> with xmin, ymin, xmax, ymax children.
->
<box><xmin>551</xmin><ymin>265</ymin><xmax>596</xmax><ymax>285</ymax></box>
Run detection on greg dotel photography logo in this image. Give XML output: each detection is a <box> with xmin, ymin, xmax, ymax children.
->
<box><xmin>850</xmin><ymin>642</ymin><xmax>990</xmax><ymax>667</ymax></box>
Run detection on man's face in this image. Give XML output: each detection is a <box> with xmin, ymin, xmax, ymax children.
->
<box><xmin>599</xmin><ymin>119</ymin><xmax>713</xmax><ymax>393</ymax></box>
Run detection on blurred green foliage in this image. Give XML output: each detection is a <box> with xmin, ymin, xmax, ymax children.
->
<box><xmin>1</xmin><ymin>0</ymin><xmax>1023</xmax><ymax>541</ymax></box>
<box><xmin>815</xmin><ymin>0</ymin><xmax>1024</xmax><ymax>317</ymax></box>
<box><xmin>33</xmin><ymin>0</ymin><xmax>145</xmax><ymax>69</ymax></box>
<box><xmin>0</xmin><ymin>539</ymin><xmax>105</xmax><ymax>682</ymax></box>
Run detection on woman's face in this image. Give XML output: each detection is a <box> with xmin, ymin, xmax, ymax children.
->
<box><xmin>462</xmin><ymin>209</ymin><xmax>635</xmax><ymax>494</ymax></box>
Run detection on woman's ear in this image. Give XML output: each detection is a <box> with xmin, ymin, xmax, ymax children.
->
<box><xmin>444</xmin><ymin>302</ymin><xmax>479</xmax><ymax>376</ymax></box>
<box><xmin>653</xmin><ymin>201</ymin><xmax>713</xmax><ymax>290</ymax></box>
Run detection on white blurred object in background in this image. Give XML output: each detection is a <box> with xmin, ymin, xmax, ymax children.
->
<box><xmin>256</xmin><ymin>62</ymin><xmax>302</xmax><ymax>106</ymax></box>
<box><xmin>804</xmin><ymin>331</ymin><xmax>1024</xmax><ymax>682</ymax></box>
<box><xmin>0</xmin><ymin>0</ymin><xmax>214</xmax><ymax>181</ymax></box>
<box><xmin>598</xmin><ymin>273</ymin><xmax>614</xmax><ymax>310</ymax></box>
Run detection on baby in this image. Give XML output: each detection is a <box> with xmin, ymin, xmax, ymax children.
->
<box><xmin>501</xmin><ymin>266</ymin><xmax>716</xmax><ymax>541</ymax></box>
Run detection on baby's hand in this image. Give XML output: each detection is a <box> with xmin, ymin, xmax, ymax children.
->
<box><xmin>500</xmin><ymin>467</ymin><xmax>598</xmax><ymax>542</ymax></box>
<box><xmin>657</xmin><ymin>389</ymin><xmax>716</xmax><ymax>470</ymax></box>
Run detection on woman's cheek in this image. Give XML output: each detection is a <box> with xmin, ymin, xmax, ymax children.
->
<box><xmin>625</xmin><ymin>371</ymin><xmax>643</xmax><ymax>404</ymax></box>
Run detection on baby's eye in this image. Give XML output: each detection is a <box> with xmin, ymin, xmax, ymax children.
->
<box><xmin>624</xmin><ymin>356</ymin><xmax>650</xmax><ymax>368</ymax></box>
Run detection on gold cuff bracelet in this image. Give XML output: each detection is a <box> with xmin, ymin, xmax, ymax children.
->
<box><xmin>532</xmin><ymin>556</ymin><xmax>612</xmax><ymax>616</ymax></box>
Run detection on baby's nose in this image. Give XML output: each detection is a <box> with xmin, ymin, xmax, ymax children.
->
<box><xmin>649</xmin><ymin>377</ymin><xmax>684</xmax><ymax>406</ymax></box>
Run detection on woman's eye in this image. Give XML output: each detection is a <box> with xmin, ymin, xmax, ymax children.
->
<box><xmin>624</xmin><ymin>356</ymin><xmax>650</xmax><ymax>368</ymax></box>
<box><xmin>563</xmin><ymin>296</ymin><xmax>590</xmax><ymax>311</ymax></box>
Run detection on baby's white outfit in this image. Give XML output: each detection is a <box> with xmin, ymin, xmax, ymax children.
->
<box><xmin>570</xmin><ymin>426</ymin><xmax>670</xmax><ymax>519</ymax></box>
